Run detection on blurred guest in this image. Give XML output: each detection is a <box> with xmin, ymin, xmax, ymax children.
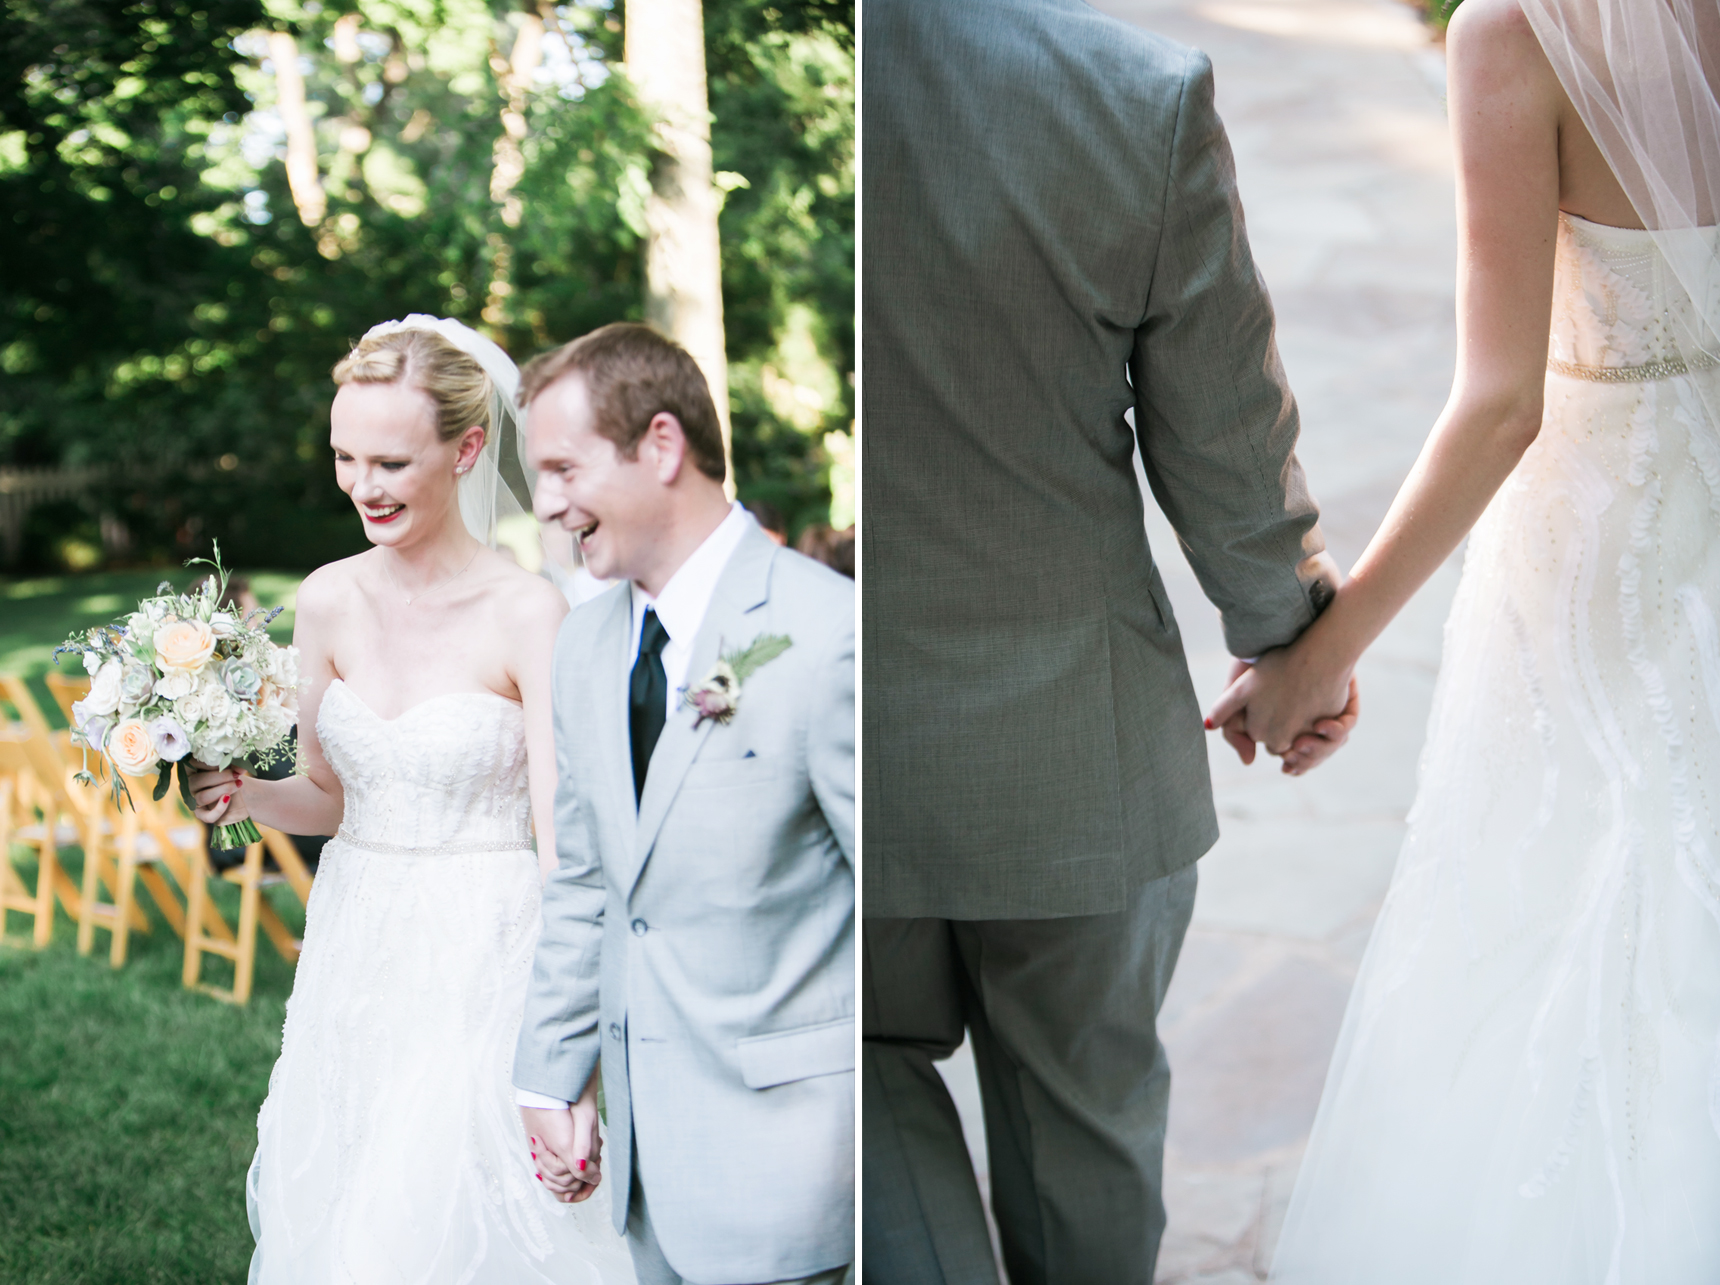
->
<box><xmin>795</xmin><ymin>523</ymin><xmax>854</xmax><ymax>579</ymax></box>
<box><xmin>747</xmin><ymin>499</ymin><xmax>790</xmax><ymax>546</ymax></box>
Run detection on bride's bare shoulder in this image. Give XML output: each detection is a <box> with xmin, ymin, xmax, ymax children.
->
<box><xmin>292</xmin><ymin>552</ymin><xmax>372</xmax><ymax>622</ymax></box>
<box><xmin>1447</xmin><ymin>0</ymin><xmax>1532</xmax><ymax>39</ymax></box>
<box><xmin>1447</xmin><ymin>0</ymin><xmax>1552</xmax><ymax>76</ymax></box>
<box><xmin>479</xmin><ymin>550</ymin><xmax>569</xmax><ymax>634</ymax></box>
<box><xmin>1446</xmin><ymin>0</ymin><xmax>1565</xmax><ymax>138</ymax></box>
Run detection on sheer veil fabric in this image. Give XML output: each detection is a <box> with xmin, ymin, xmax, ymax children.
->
<box><xmin>1521</xmin><ymin>0</ymin><xmax>1720</xmax><ymax>413</ymax></box>
<box><xmin>1267</xmin><ymin>4</ymin><xmax>1720</xmax><ymax>1282</ymax></box>
<box><xmin>360</xmin><ymin>314</ymin><xmax>534</xmax><ymax>549</ymax></box>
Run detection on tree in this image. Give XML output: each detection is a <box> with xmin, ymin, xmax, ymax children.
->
<box><xmin>0</xmin><ymin>0</ymin><xmax>852</xmax><ymax>570</ymax></box>
<box><xmin>626</xmin><ymin>0</ymin><xmax>732</xmax><ymax>484</ymax></box>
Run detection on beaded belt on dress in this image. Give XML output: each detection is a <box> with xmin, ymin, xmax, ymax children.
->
<box><xmin>335</xmin><ymin>825</ymin><xmax>534</xmax><ymax>856</ymax></box>
<box><xmin>1548</xmin><ymin>350</ymin><xmax>1720</xmax><ymax>383</ymax></box>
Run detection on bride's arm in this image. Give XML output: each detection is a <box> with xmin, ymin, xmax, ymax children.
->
<box><xmin>509</xmin><ymin>580</ymin><xmax>571</xmax><ymax>883</ymax></box>
<box><xmin>1210</xmin><ymin>0</ymin><xmax>1564</xmax><ymax>757</ymax></box>
<box><xmin>190</xmin><ymin>568</ymin><xmax>347</xmax><ymax>836</ymax></box>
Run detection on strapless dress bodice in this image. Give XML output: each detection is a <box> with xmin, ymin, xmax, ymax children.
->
<box><xmin>1549</xmin><ymin>212</ymin><xmax>1719</xmax><ymax>382</ymax></box>
<box><xmin>317</xmin><ymin>678</ymin><xmax>532</xmax><ymax>852</ymax></box>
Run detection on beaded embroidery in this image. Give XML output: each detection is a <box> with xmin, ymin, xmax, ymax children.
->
<box><xmin>335</xmin><ymin>825</ymin><xmax>533</xmax><ymax>855</ymax></box>
<box><xmin>1548</xmin><ymin>351</ymin><xmax>1720</xmax><ymax>383</ymax></box>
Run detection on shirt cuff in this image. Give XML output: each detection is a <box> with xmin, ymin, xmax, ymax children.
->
<box><xmin>515</xmin><ymin>1089</ymin><xmax>572</xmax><ymax>1111</ymax></box>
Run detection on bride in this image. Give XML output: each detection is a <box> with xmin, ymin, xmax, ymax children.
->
<box><xmin>1208</xmin><ymin>0</ymin><xmax>1720</xmax><ymax>1279</ymax></box>
<box><xmin>191</xmin><ymin>316</ymin><xmax>636</xmax><ymax>1283</ymax></box>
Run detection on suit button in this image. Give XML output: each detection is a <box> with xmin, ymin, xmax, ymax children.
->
<box><xmin>631</xmin><ymin>918</ymin><xmax>648</xmax><ymax>936</ymax></box>
<box><xmin>609</xmin><ymin>1022</ymin><xmax>621</xmax><ymax>1041</ymax></box>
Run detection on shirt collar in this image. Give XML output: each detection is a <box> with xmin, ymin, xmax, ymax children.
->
<box><xmin>630</xmin><ymin>503</ymin><xmax>752</xmax><ymax>650</ymax></box>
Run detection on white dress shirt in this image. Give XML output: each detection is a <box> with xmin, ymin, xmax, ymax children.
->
<box><xmin>626</xmin><ymin>502</ymin><xmax>753</xmax><ymax>720</ymax></box>
<box><xmin>517</xmin><ymin>503</ymin><xmax>754</xmax><ymax>1115</ymax></box>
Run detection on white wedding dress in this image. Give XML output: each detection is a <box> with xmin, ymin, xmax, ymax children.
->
<box><xmin>246</xmin><ymin>679</ymin><xmax>635</xmax><ymax>1284</ymax></box>
<box><xmin>1271</xmin><ymin>214</ymin><xmax>1720</xmax><ymax>1283</ymax></box>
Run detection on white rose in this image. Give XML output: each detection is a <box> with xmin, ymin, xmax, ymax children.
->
<box><xmin>271</xmin><ymin>645</ymin><xmax>300</xmax><ymax>688</ymax></box>
<box><xmin>256</xmin><ymin>702</ymin><xmax>294</xmax><ymax>746</ymax></box>
<box><xmin>191</xmin><ymin>727</ymin><xmax>245</xmax><ymax>767</ymax></box>
<box><xmin>210</xmin><ymin>611</ymin><xmax>240</xmax><ymax>638</ymax></box>
<box><xmin>83</xmin><ymin>651</ymin><xmax>101</xmax><ymax>676</ymax></box>
<box><xmin>84</xmin><ymin>660</ymin><xmax>123</xmax><ymax>716</ymax></box>
<box><xmin>153</xmin><ymin>669</ymin><xmax>196</xmax><ymax>701</ymax></box>
<box><xmin>173</xmin><ymin>688</ymin><xmax>206</xmax><ymax>726</ymax></box>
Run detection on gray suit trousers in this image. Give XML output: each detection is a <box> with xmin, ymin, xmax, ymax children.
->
<box><xmin>626</xmin><ymin>1171</ymin><xmax>854</xmax><ymax>1285</ymax></box>
<box><xmin>862</xmin><ymin>867</ymin><xmax>1197</xmax><ymax>1285</ymax></box>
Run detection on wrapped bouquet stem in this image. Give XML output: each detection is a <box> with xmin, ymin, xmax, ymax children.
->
<box><xmin>55</xmin><ymin>545</ymin><xmax>299</xmax><ymax>851</ymax></box>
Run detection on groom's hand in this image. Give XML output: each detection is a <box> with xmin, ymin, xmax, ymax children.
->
<box><xmin>521</xmin><ymin>1105</ymin><xmax>603</xmax><ymax>1204</ymax></box>
<box><xmin>1207</xmin><ymin>660</ymin><xmax>1360</xmax><ymax>775</ymax></box>
<box><xmin>1278</xmin><ymin>675</ymin><xmax>1359</xmax><ymax>776</ymax></box>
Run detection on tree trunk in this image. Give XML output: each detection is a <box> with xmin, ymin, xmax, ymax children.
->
<box><xmin>269</xmin><ymin>32</ymin><xmax>325</xmax><ymax>227</ymax></box>
<box><xmin>484</xmin><ymin>10</ymin><xmax>545</xmax><ymax>330</ymax></box>
<box><xmin>624</xmin><ymin>0</ymin><xmax>733</xmax><ymax>490</ymax></box>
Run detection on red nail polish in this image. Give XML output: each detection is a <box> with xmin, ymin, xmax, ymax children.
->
<box><xmin>221</xmin><ymin>795</ymin><xmax>230</xmax><ymax>804</ymax></box>
<box><xmin>577</xmin><ymin>1159</ymin><xmax>586</xmax><ymax>1172</ymax></box>
<box><xmin>536</xmin><ymin>1173</ymin><xmax>542</xmax><ymax>1181</ymax></box>
<box><xmin>1203</xmin><ymin>718</ymin><xmax>1213</xmax><ymax>730</ymax></box>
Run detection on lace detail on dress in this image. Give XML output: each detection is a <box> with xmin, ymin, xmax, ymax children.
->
<box><xmin>248</xmin><ymin>678</ymin><xmax>635</xmax><ymax>1284</ymax></box>
<box><xmin>1549</xmin><ymin>214</ymin><xmax>1720</xmax><ymax>382</ymax></box>
<box><xmin>317</xmin><ymin>680</ymin><xmax>534</xmax><ymax>850</ymax></box>
<box><xmin>1271</xmin><ymin>214</ymin><xmax>1720</xmax><ymax>1283</ymax></box>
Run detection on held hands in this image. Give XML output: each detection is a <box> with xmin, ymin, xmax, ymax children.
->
<box><xmin>520</xmin><ymin>1102</ymin><xmax>603</xmax><ymax>1204</ymax></box>
<box><xmin>1205</xmin><ymin>650</ymin><xmax>1359</xmax><ymax>777</ymax></box>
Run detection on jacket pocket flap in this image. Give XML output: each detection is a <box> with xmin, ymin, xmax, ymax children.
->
<box><xmin>736</xmin><ymin>1017</ymin><xmax>854</xmax><ymax>1089</ymax></box>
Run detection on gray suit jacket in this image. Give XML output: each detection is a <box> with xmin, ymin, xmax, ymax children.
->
<box><xmin>862</xmin><ymin>0</ymin><xmax>1339</xmax><ymax>921</ymax></box>
<box><xmin>514</xmin><ymin>524</ymin><xmax>855</xmax><ymax>1283</ymax></box>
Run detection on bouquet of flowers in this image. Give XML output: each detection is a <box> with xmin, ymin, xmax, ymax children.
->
<box><xmin>54</xmin><ymin>547</ymin><xmax>299</xmax><ymax>850</ymax></box>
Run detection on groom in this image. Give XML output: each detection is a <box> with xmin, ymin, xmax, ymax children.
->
<box><xmin>864</xmin><ymin>1</ymin><xmax>1354</xmax><ymax>1282</ymax></box>
<box><xmin>512</xmin><ymin>323</ymin><xmax>855</xmax><ymax>1284</ymax></box>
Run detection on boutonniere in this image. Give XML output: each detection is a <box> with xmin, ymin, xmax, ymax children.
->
<box><xmin>680</xmin><ymin>634</ymin><xmax>793</xmax><ymax>729</ymax></box>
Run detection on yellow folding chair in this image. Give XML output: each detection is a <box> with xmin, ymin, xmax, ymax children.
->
<box><xmin>67</xmin><ymin>768</ymin><xmax>217</xmax><ymax>967</ymax></box>
<box><xmin>184</xmin><ymin>824</ymin><xmax>315</xmax><ymax>1005</ymax></box>
<box><xmin>0</xmin><ymin>720</ymin><xmax>95</xmax><ymax>947</ymax></box>
<box><xmin>43</xmin><ymin>671</ymin><xmax>91</xmax><ymax>725</ymax></box>
<box><xmin>1</xmin><ymin>734</ymin><xmax>68</xmax><ymax>947</ymax></box>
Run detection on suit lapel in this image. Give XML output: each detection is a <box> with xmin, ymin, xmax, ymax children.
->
<box><xmin>626</xmin><ymin>525</ymin><xmax>776</xmax><ymax>896</ymax></box>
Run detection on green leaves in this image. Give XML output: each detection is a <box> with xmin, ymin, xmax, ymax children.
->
<box><xmin>728</xmin><ymin>632</ymin><xmax>793</xmax><ymax>683</ymax></box>
<box><xmin>1</xmin><ymin>0</ymin><xmax>854</xmax><ymax>568</ymax></box>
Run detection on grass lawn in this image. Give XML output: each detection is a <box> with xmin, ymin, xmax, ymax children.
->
<box><xmin>2</xmin><ymin>568</ymin><xmax>307</xmax><ymax>1281</ymax></box>
<box><xmin>0</xmin><ymin>851</ymin><xmax>304</xmax><ymax>1284</ymax></box>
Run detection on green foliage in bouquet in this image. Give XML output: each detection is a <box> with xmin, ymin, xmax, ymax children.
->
<box><xmin>53</xmin><ymin>542</ymin><xmax>299</xmax><ymax>849</ymax></box>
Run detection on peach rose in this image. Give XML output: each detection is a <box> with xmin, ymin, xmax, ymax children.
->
<box><xmin>154</xmin><ymin>619</ymin><xmax>216</xmax><ymax>675</ymax></box>
<box><xmin>108</xmin><ymin>718</ymin><xmax>159</xmax><ymax>776</ymax></box>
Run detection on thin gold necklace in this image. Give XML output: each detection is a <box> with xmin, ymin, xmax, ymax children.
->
<box><xmin>381</xmin><ymin>546</ymin><xmax>480</xmax><ymax>606</ymax></box>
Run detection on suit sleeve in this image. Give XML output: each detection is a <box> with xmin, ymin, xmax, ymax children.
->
<box><xmin>807</xmin><ymin>602</ymin><xmax>855</xmax><ymax>868</ymax></box>
<box><xmin>1132</xmin><ymin>49</ymin><xmax>1340</xmax><ymax>659</ymax></box>
<box><xmin>512</xmin><ymin>620</ymin><xmax>606</xmax><ymax>1102</ymax></box>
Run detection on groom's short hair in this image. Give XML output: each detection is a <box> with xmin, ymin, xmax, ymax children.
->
<box><xmin>519</xmin><ymin>323</ymin><xmax>727</xmax><ymax>482</ymax></box>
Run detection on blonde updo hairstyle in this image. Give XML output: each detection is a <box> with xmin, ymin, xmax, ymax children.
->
<box><xmin>332</xmin><ymin>328</ymin><xmax>493</xmax><ymax>445</ymax></box>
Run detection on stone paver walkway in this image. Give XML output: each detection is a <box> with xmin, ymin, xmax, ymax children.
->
<box><xmin>932</xmin><ymin>1</ymin><xmax>1463</xmax><ymax>1279</ymax></box>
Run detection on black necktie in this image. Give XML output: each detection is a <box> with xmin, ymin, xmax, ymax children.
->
<box><xmin>629</xmin><ymin>609</ymin><xmax>670</xmax><ymax>803</ymax></box>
